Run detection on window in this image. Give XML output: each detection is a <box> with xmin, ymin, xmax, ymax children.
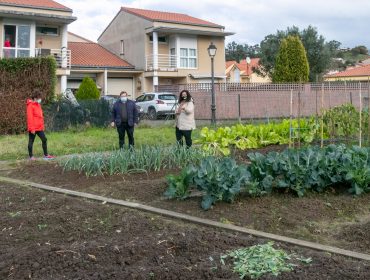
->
<box><xmin>149</xmin><ymin>35</ymin><xmax>167</xmax><ymax>43</ymax></box>
<box><xmin>120</xmin><ymin>40</ymin><xmax>124</xmax><ymax>55</ymax></box>
<box><xmin>158</xmin><ymin>94</ymin><xmax>176</xmax><ymax>100</ymax></box>
<box><xmin>36</xmin><ymin>26</ymin><xmax>58</xmax><ymax>36</ymax></box>
<box><xmin>180</xmin><ymin>48</ymin><xmax>197</xmax><ymax>68</ymax></box>
<box><xmin>3</xmin><ymin>24</ymin><xmax>31</xmax><ymax>58</ymax></box>
<box><xmin>234</xmin><ymin>68</ymin><xmax>240</xmax><ymax>83</ymax></box>
<box><xmin>136</xmin><ymin>95</ymin><xmax>145</xmax><ymax>102</ymax></box>
<box><xmin>144</xmin><ymin>95</ymin><xmax>154</xmax><ymax>101</ymax></box>
<box><xmin>170</xmin><ymin>48</ymin><xmax>176</xmax><ymax>68</ymax></box>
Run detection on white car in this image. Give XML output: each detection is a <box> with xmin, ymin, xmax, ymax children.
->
<box><xmin>135</xmin><ymin>92</ymin><xmax>178</xmax><ymax>120</ymax></box>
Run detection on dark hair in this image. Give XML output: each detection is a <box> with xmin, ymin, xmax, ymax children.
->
<box><xmin>178</xmin><ymin>90</ymin><xmax>192</xmax><ymax>103</ymax></box>
<box><xmin>120</xmin><ymin>91</ymin><xmax>128</xmax><ymax>96</ymax></box>
<box><xmin>31</xmin><ymin>89</ymin><xmax>42</xmax><ymax>100</ymax></box>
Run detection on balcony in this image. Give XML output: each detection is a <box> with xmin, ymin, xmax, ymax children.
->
<box><xmin>2</xmin><ymin>47</ymin><xmax>71</xmax><ymax>69</ymax></box>
<box><xmin>145</xmin><ymin>54</ymin><xmax>177</xmax><ymax>72</ymax></box>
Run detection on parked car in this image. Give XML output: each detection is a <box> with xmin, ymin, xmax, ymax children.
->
<box><xmin>100</xmin><ymin>95</ymin><xmax>144</xmax><ymax>120</ymax></box>
<box><xmin>135</xmin><ymin>92</ymin><xmax>178</xmax><ymax>120</ymax></box>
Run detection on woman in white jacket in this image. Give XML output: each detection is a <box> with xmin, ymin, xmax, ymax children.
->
<box><xmin>175</xmin><ymin>90</ymin><xmax>196</xmax><ymax>147</ymax></box>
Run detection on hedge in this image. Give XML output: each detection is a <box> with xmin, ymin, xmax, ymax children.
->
<box><xmin>0</xmin><ymin>57</ymin><xmax>56</xmax><ymax>134</ymax></box>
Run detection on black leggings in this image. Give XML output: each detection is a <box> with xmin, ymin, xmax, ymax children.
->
<box><xmin>176</xmin><ymin>127</ymin><xmax>192</xmax><ymax>148</ymax></box>
<box><xmin>28</xmin><ymin>131</ymin><xmax>48</xmax><ymax>157</ymax></box>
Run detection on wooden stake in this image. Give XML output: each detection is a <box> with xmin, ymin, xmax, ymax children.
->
<box><xmin>321</xmin><ymin>84</ymin><xmax>324</xmax><ymax>148</ymax></box>
<box><xmin>359</xmin><ymin>82</ymin><xmax>362</xmax><ymax>147</ymax></box>
<box><xmin>289</xmin><ymin>89</ymin><xmax>293</xmax><ymax>148</ymax></box>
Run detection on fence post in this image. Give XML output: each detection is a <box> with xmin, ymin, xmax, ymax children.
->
<box><xmin>238</xmin><ymin>94</ymin><xmax>241</xmax><ymax>123</ymax></box>
<box><xmin>298</xmin><ymin>86</ymin><xmax>302</xmax><ymax>148</ymax></box>
<box><xmin>368</xmin><ymin>81</ymin><xmax>370</xmax><ymax>145</ymax></box>
<box><xmin>359</xmin><ymin>82</ymin><xmax>362</xmax><ymax>147</ymax></box>
<box><xmin>321</xmin><ymin>83</ymin><xmax>324</xmax><ymax>148</ymax></box>
<box><xmin>289</xmin><ymin>89</ymin><xmax>293</xmax><ymax>148</ymax></box>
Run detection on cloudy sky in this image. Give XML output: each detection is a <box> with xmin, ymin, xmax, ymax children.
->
<box><xmin>60</xmin><ymin>0</ymin><xmax>370</xmax><ymax>49</ymax></box>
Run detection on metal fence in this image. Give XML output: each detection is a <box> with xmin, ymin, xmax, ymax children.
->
<box><xmin>156</xmin><ymin>82</ymin><xmax>370</xmax><ymax>121</ymax></box>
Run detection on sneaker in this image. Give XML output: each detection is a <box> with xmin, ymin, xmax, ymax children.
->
<box><xmin>29</xmin><ymin>156</ymin><xmax>36</xmax><ymax>161</ymax></box>
<box><xmin>43</xmin><ymin>154</ymin><xmax>56</xmax><ymax>160</ymax></box>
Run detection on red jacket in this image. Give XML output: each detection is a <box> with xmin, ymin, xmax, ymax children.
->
<box><xmin>26</xmin><ymin>99</ymin><xmax>44</xmax><ymax>132</ymax></box>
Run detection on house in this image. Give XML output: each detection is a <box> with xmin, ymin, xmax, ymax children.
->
<box><xmin>67</xmin><ymin>32</ymin><xmax>142</xmax><ymax>98</ymax></box>
<box><xmin>0</xmin><ymin>0</ymin><xmax>77</xmax><ymax>94</ymax></box>
<box><xmin>324</xmin><ymin>64</ymin><xmax>370</xmax><ymax>82</ymax></box>
<box><xmin>358</xmin><ymin>57</ymin><xmax>370</xmax><ymax>66</ymax></box>
<box><xmin>98</xmin><ymin>7</ymin><xmax>234</xmax><ymax>93</ymax></box>
<box><xmin>226</xmin><ymin>58</ymin><xmax>271</xmax><ymax>83</ymax></box>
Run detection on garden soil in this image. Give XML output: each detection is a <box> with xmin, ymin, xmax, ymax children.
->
<box><xmin>3</xmin><ymin>155</ymin><xmax>370</xmax><ymax>256</ymax></box>
<box><xmin>1</xmin><ymin>183</ymin><xmax>370</xmax><ymax>280</ymax></box>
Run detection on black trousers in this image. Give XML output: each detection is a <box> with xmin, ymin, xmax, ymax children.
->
<box><xmin>28</xmin><ymin>131</ymin><xmax>48</xmax><ymax>157</ymax></box>
<box><xmin>176</xmin><ymin>127</ymin><xmax>192</xmax><ymax>148</ymax></box>
<box><xmin>116</xmin><ymin>122</ymin><xmax>134</xmax><ymax>149</ymax></box>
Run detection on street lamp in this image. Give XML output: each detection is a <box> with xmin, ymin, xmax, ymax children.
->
<box><xmin>207</xmin><ymin>42</ymin><xmax>217</xmax><ymax>126</ymax></box>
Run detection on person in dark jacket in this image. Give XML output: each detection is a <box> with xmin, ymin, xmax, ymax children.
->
<box><xmin>111</xmin><ymin>91</ymin><xmax>138</xmax><ymax>149</ymax></box>
<box><xmin>26</xmin><ymin>90</ymin><xmax>55</xmax><ymax>160</ymax></box>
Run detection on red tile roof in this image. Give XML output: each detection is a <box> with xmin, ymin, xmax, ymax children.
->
<box><xmin>68</xmin><ymin>42</ymin><xmax>134</xmax><ymax>69</ymax></box>
<box><xmin>226</xmin><ymin>58</ymin><xmax>261</xmax><ymax>76</ymax></box>
<box><xmin>121</xmin><ymin>7</ymin><xmax>223</xmax><ymax>28</ymax></box>
<box><xmin>326</xmin><ymin>64</ymin><xmax>370</xmax><ymax>78</ymax></box>
<box><xmin>0</xmin><ymin>0</ymin><xmax>71</xmax><ymax>11</ymax></box>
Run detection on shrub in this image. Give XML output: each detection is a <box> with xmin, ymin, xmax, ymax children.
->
<box><xmin>75</xmin><ymin>77</ymin><xmax>100</xmax><ymax>100</ymax></box>
<box><xmin>273</xmin><ymin>35</ymin><xmax>309</xmax><ymax>83</ymax></box>
<box><xmin>0</xmin><ymin>57</ymin><xmax>56</xmax><ymax>134</ymax></box>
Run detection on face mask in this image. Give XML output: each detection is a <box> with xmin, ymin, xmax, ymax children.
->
<box><xmin>36</xmin><ymin>99</ymin><xmax>42</xmax><ymax>104</ymax></box>
<box><xmin>120</xmin><ymin>97</ymin><xmax>127</xmax><ymax>102</ymax></box>
<box><xmin>182</xmin><ymin>96</ymin><xmax>187</xmax><ymax>100</ymax></box>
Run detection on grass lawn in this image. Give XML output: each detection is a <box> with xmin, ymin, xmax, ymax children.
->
<box><xmin>0</xmin><ymin>124</ymin><xmax>201</xmax><ymax>161</ymax></box>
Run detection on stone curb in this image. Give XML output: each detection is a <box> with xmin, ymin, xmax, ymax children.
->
<box><xmin>1</xmin><ymin>175</ymin><xmax>370</xmax><ymax>262</ymax></box>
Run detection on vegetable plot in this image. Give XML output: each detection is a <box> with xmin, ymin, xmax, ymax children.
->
<box><xmin>165</xmin><ymin>145</ymin><xmax>370</xmax><ymax>210</ymax></box>
<box><xmin>196</xmin><ymin>119</ymin><xmax>318</xmax><ymax>156</ymax></box>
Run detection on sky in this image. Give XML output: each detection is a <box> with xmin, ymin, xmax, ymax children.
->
<box><xmin>60</xmin><ymin>0</ymin><xmax>370</xmax><ymax>49</ymax></box>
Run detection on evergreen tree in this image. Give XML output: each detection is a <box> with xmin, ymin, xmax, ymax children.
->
<box><xmin>259</xmin><ymin>25</ymin><xmax>339</xmax><ymax>81</ymax></box>
<box><xmin>272</xmin><ymin>36</ymin><xmax>309</xmax><ymax>83</ymax></box>
<box><xmin>75</xmin><ymin>77</ymin><xmax>100</xmax><ymax>100</ymax></box>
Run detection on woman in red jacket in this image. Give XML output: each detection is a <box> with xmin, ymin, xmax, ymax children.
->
<box><xmin>26</xmin><ymin>90</ymin><xmax>55</xmax><ymax>160</ymax></box>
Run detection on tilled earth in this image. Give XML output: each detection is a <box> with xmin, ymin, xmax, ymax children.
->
<box><xmin>3</xmin><ymin>158</ymin><xmax>370</xmax><ymax>256</ymax></box>
<box><xmin>1</xmin><ymin>184</ymin><xmax>370</xmax><ymax>280</ymax></box>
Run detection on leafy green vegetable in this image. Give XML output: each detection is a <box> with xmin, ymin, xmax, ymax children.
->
<box><xmin>221</xmin><ymin>242</ymin><xmax>296</xmax><ymax>279</ymax></box>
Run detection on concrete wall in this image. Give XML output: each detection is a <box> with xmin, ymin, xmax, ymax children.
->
<box><xmin>197</xmin><ymin>36</ymin><xmax>225</xmax><ymax>77</ymax></box>
<box><xmin>98</xmin><ymin>11</ymin><xmax>151</xmax><ymax>69</ymax></box>
<box><xmin>68</xmin><ymin>32</ymin><xmax>90</xmax><ymax>43</ymax></box>
<box><xmin>175</xmin><ymin>85</ymin><xmax>367</xmax><ymax>120</ymax></box>
<box><xmin>0</xmin><ymin>18</ymin><xmax>3</xmax><ymax>51</ymax></box>
<box><xmin>36</xmin><ymin>29</ymin><xmax>62</xmax><ymax>49</ymax></box>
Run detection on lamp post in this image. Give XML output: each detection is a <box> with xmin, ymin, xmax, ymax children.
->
<box><xmin>208</xmin><ymin>42</ymin><xmax>217</xmax><ymax>126</ymax></box>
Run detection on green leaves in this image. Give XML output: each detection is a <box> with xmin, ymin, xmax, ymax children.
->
<box><xmin>196</xmin><ymin>119</ymin><xmax>317</xmax><ymax>156</ymax></box>
<box><xmin>322</xmin><ymin>103</ymin><xmax>360</xmax><ymax>139</ymax></box>
<box><xmin>164</xmin><ymin>168</ymin><xmax>194</xmax><ymax>200</ymax></box>
<box><xmin>221</xmin><ymin>242</ymin><xmax>298</xmax><ymax>279</ymax></box>
<box><xmin>164</xmin><ymin>157</ymin><xmax>251</xmax><ymax>210</ymax></box>
<box><xmin>191</xmin><ymin>157</ymin><xmax>250</xmax><ymax>210</ymax></box>
<box><xmin>248</xmin><ymin>144</ymin><xmax>370</xmax><ymax>196</ymax></box>
<box><xmin>61</xmin><ymin>145</ymin><xmax>210</xmax><ymax>177</ymax></box>
<box><xmin>164</xmin><ymin>144</ymin><xmax>370</xmax><ymax>210</ymax></box>
<box><xmin>273</xmin><ymin>35</ymin><xmax>309</xmax><ymax>83</ymax></box>
<box><xmin>75</xmin><ymin>76</ymin><xmax>100</xmax><ymax>100</ymax></box>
